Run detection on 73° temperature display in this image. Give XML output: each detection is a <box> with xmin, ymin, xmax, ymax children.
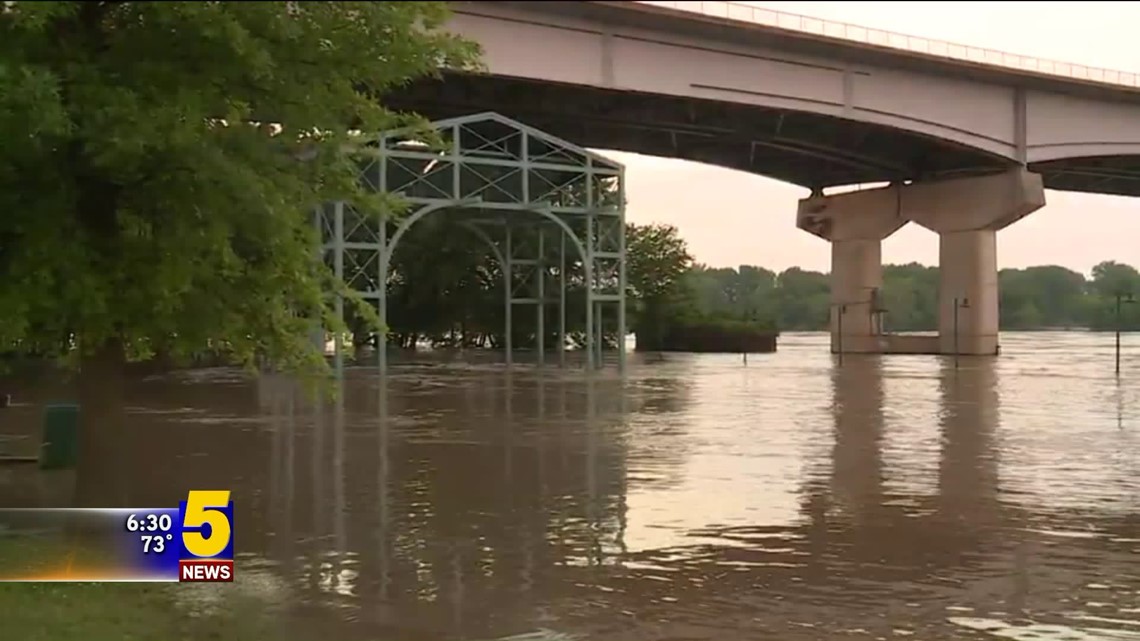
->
<box><xmin>126</xmin><ymin>513</ymin><xmax>175</xmax><ymax>554</ymax></box>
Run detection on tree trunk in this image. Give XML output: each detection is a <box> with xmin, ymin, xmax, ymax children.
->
<box><xmin>74</xmin><ymin>338</ymin><xmax>130</xmax><ymax>508</ymax></box>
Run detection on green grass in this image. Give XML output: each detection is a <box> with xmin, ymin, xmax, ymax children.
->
<box><xmin>0</xmin><ymin>535</ymin><xmax>278</xmax><ymax>641</ymax></box>
<box><xmin>0</xmin><ymin>582</ymin><xmax>275</xmax><ymax>641</ymax></box>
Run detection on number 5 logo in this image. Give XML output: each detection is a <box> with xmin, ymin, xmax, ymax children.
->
<box><xmin>181</xmin><ymin>490</ymin><xmax>233</xmax><ymax>558</ymax></box>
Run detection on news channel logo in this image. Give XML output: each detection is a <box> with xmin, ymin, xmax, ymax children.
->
<box><xmin>122</xmin><ymin>490</ymin><xmax>235</xmax><ymax>582</ymax></box>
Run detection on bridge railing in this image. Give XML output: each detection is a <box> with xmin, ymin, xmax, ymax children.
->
<box><xmin>639</xmin><ymin>1</ymin><xmax>1140</xmax><ymax>88</ymax></box>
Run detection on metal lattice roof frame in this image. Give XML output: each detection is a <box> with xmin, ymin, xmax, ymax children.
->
<box><xmin>317</xmin><ymin>112</ymin><xmax>627</xmax><ymax>376</ymax></box>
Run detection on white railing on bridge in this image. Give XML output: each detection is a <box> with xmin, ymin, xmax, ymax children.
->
<box><xmin>639</xmin><ymin>1</ymin><xmax>1140</xmax><ymax>88</ymax></box>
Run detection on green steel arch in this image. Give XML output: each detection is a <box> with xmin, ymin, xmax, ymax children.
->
<box><xmin>316</xmin><ymin>112</ymin><xmax>627</xmax><ymax>377</ymax></box>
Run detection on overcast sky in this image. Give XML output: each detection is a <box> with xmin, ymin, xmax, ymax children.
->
<box><xmin>605</xmin><ymin>2</ymin><xmax>1140</xmax><ymax>276</ymax></box>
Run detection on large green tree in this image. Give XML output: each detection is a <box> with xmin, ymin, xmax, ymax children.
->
<box><xmin>0</xmin><ymin>1</ymin><xmax>477</xmax><ymax>503</ymax></box>
<box><xmin>625</xmin><ymin>222</ymin><xmax>695</xmax><ymax>347</ymax></box>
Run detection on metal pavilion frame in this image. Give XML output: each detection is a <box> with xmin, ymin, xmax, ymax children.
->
<box><xmin>316</xmin><ymin>112</ymin><xmax>627</xmax><ymax>376</ymax></box>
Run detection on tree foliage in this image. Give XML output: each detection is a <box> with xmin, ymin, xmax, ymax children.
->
<box><xmin>624</xmin><ymin>223</ymin><xmax>779</xmax><ymax>351</ymax></box>
<box><xmin>676</xmin><ymin>260</ymin><xmax>1140</xmax><ymax>333</ymax></box>
<box><xmin>626</xmin><ymin>223</ymin><xmax>693</xmax><ymax>302</ymax></box>
<box><xmin>1</xmin><ymin>1</ymin><xmax>481</xmax><ymax>504</ymax></box>
<box><xmin>0</xmin><ymin>1</ymin><xmax>479</xmax><ymax>372</ymax></box>
<box><xmin>625</xmin><ymin>223</ymin><xmax>695</xmax><ymax>346</ymax></box>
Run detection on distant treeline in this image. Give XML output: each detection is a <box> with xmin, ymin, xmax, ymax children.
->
<box><xmin>678</xmin><ymin>260</ymin><xmax>1140</xmax><ymax>333</ymax></box>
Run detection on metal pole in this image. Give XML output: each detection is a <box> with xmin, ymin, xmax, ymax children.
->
<box><xmin>312</xmin><ymin>206</ymin><xmax>326</xmax><ymax>355</ymax></box>
<box><xmin>1116</xmin><ymin>294</ymin><xmax>1122</xmax><ymax>376</ymax></box>
<box><xmin>595</xmin><ymin>301</ymin><xmax>604</xmax><ymax>369</ymax></box>
<box><xmin>836</xmin><ymin>305</ymin><xmax>844</xmax><ymax>366</ymax></box>
<box><xmin>505</xmin><ymin>224</ymin><xmax>513</xmax><ymax>368</ymax></box>
<box><xmin>585</xmin><ymin>214</ymin><xmax>595</xmax><ymax>371</ymax></box>
<box><xmin>377</xmin><ymin>151</ymin><xmax>388</xmax><ymax>378</ymax></box>
<box><xmin>617</xmin><ymin>213</ymin><xmax>628</xmax><ymax>375</ymax></box>
<box><xmin>378</xmin><ymin>212</ymin><xmax>388</xmax><ymax>377</ymax></box>
<box><xmin>537</xmin><ymin>228</ymin><xmax>545</xmax><ymax>367</ymax></box>
<box><xmin>559</xmin><ymin>232</ymin><xmax>566</xmax><ymax>368</ymax></box>
<box><xmin>954</xmin><ymin>297</ymin><xmax>960</xmax><ymax>370</ymax></box>
<box><xmin>333</xmin><ymin>202</ymin><xmax>345</xmax><ymax>380</ymax></box>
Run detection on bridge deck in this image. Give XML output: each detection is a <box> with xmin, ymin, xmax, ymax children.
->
<box><xmin>416</xmin><ymin>1</ymin><xmax>1140</xmax><ymax>195</ymax></box>
<box><xmin>595</xmin><ymin>1</ymin><xmax>1140</xmax><ymax>100</ymax></box>
<box><xmin>631</xmin><ymin>1</ymin><xmax>1140</xmax><ymax>91</ymax></box>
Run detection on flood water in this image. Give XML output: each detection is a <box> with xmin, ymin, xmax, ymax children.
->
<box><xmin>1</xmin><ymin>331</ymin><xmax>1139</xmax><ymax>640</ymax></box>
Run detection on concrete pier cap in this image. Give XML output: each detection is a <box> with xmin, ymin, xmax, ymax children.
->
<box><xmin>796</xmin><ymin>168</ymin><xmax>1046</xmax><ymax>356</ymax></box>
<box><xmin>899</xmin><ymin>168</ymin><xmax>1046</xmax><ymax>235</ymax></box>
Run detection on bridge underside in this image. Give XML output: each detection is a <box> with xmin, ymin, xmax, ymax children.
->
<box><xmin>388</xmin><ymin>73</ymin><xmax>1140</xmax><ymax>196</ymax></box>
<box><xmin>386</xmin><ymin>73</ymin><xmax>1011</xmax><ymax>190</ymax></box>
<box><xmin>1030</xmin><ymin>156</ymin><xmax>1140</xmax><ymax>197</ymax></box>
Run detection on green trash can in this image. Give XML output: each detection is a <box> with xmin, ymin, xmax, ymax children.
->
<box><xmin>40</xmin><ymin>404</ymin><xmax>80</xmax><ymax>471</ymax></box>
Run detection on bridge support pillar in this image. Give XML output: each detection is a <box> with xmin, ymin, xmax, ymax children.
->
<box><xmin>905</xmin><ymin>168</ymin><xmax>1046</xmax><ymax>355</ymax></box>
<box><xmin>797</xmin><ymin>191</ymin><xmax>907</xmax><ymax>354</ymax></box>
<box><xmin>798</xmin><ymin>168</ymin><xmax>1045</xmax><ymax>356</ymax></box>
<box><xmin>934</xmin><ymin>229</ymin><xmax>999</xmax><ymax>355</ymax></box>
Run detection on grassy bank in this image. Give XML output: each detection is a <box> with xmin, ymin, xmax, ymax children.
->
<box><xmin>0</xmin><ymin>535</ymin><xmax>277</xmax><ymax>641</ymax></box>
<box><xmin>0</xmin><ymin>582</ymin><xmax>266</xmax><ymax>641</ymax></box>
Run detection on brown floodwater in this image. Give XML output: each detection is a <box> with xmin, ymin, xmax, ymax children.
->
<box><xmin>0</xmin><ymin>332</ymin><xmax>1138</xmax><ymax>640</ymax></box>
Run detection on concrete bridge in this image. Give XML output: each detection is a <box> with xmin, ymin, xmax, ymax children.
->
<box><xmin>388</xmin><ymin>0</ymin><xmax>1140</xmax><ymax>356</ymax></box>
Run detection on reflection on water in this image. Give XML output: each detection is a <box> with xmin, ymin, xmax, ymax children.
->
<box><xmin>1</xmin><ymin>332</ymin><xmax>1139</xmax><ymax>640</ymax></box>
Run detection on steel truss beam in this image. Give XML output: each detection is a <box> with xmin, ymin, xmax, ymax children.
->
<box><xmin>316</xmin><ymin>112</ymin><xmax>627</xmax><ymax>378</ymax></box>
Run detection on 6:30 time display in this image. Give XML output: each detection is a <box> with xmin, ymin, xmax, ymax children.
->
<box><xmin>125</xmin><ymin>513</ymin><xmax>173</xmax><ymax>533</ymax></box>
